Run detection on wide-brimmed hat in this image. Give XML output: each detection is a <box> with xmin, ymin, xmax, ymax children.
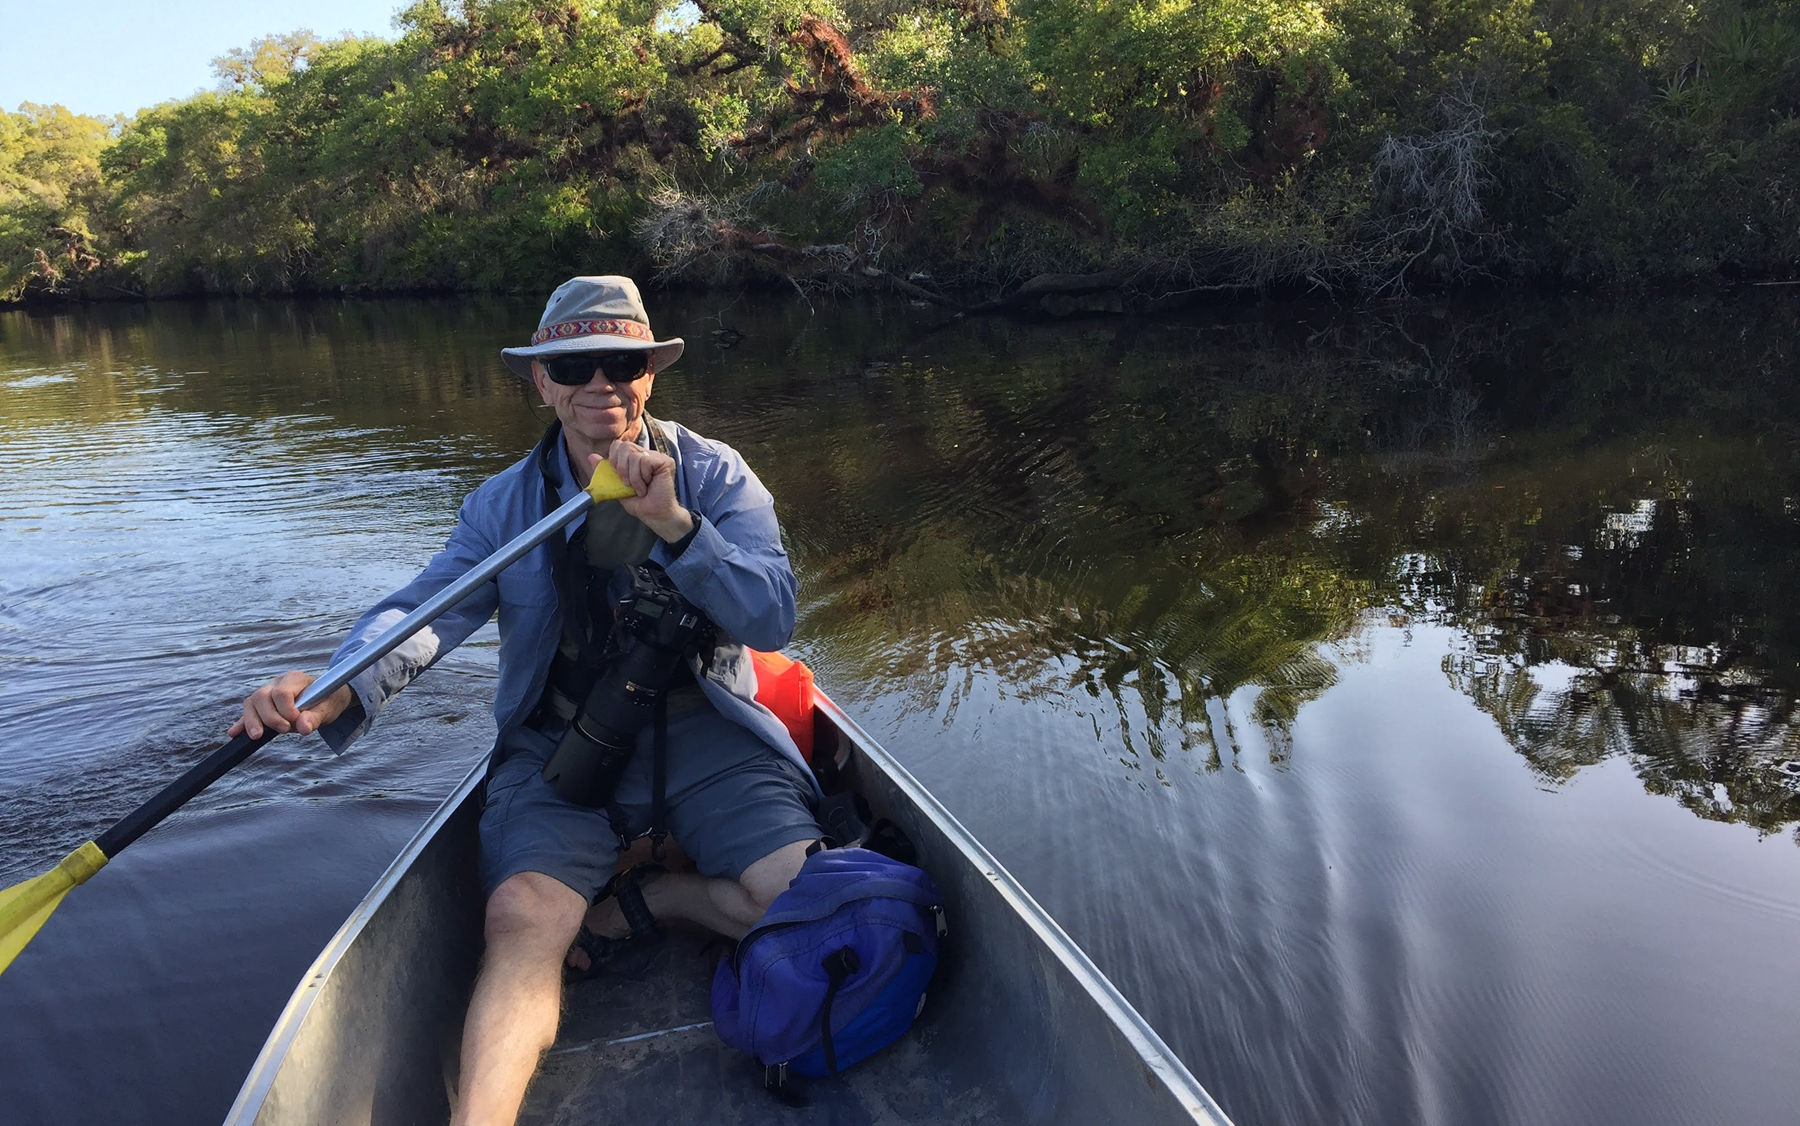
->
<box><xmin>501</xmin><ymin>275</ymin><xmax>684</xmax><ymax>381</ymax></box>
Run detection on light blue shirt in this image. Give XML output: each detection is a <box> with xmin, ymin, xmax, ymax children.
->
<box><xmin>319</xmin><ymin>417</ymin><xmax>812</xmax><ymax>786</ymax></box>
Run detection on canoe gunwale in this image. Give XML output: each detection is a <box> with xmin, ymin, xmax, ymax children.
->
<box><xmin>222</xmin><ymin>759</ymin><xmax>489</xmax><ymax>1125</ymax></box>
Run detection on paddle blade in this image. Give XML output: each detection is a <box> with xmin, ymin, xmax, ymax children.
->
<box><xmin>586</xmin><ymin>460</ymin><xmax>636</xmax><ymax>503</ymax></box>
<box><xmin>0</xmin><ymin>841</ymin><xmax>108</xmax><ymax>974</ymax></box>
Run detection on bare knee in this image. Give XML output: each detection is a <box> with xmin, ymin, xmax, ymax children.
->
<box><xmin>484</xmin><ymin>871</ymin><xmax>587</xmax><ymax>955</ymax></box>
<box><xmin>738</xmin><ymin>838</ymin><xmax>818</xmax><ymax>914</ymax></box>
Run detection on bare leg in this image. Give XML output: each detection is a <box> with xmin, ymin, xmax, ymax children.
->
<box><xmin>570</xmin><ymin>838</ymin><xmax>816</xmax><ymax>967</ymax></box>
<box><xmin>455</xmin><ymin>872</ymin><xmax>587</xmax><ymax>1126</ymax></box>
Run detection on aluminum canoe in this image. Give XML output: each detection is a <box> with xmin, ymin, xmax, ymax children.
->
<box><xmin>224</xmin><ymin>691</ymin><xmax>1234</xmax><ymax>1126</ymax></box>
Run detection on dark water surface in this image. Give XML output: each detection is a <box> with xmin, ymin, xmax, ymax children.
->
<box><xmin>2</xmin><ymin>293</ymin><xmax>1798</xmax><ymax>1126</ymax></box>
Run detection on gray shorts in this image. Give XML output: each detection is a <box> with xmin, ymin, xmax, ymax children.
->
<box><xmin>477</xmin><ymin>692</ymin><xmax>821</xmax><ymax>902</ymax></box>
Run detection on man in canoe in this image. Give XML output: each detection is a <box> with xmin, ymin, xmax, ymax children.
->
<box><xmin>230</xmin><ymin>276</ymin><xmax>821</xmax><ymax>1125</ymax></box>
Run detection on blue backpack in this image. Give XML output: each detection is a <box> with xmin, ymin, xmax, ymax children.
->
<box><xmin>711</xmin><ymin>847</ymin><xmax>945</xmax><ymax>1082</ymax></box>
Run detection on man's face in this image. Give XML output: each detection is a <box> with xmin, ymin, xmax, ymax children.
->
<box><xmin>532</xmin><ymin>353</ymin><xmax>658</xmax><ymax>449</ymax></box>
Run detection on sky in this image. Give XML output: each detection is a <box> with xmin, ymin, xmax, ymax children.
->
<box><xmin>1</xmin><ymin>0</ymin><xmax>408</xmax><ymax>119</ymax></box>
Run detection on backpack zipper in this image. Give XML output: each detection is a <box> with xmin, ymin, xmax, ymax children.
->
<box><xmin>732</xmin><ymin>902</ymin><xmax>943</xmax><ymax>974</ymax></box>
<box><xmin>731</xmin><ymin>917</ymin><xmax>808</xmax><ymax>974</ymax></box>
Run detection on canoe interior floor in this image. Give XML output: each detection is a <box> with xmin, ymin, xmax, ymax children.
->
<box><xmin>517</xmin><ymin>929</ymin><xmax>1007</xmax><ymax>1125</ymax></box>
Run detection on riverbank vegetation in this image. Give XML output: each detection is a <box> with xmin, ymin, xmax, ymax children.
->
<box><xmin>3</xmin><ymin>0</ymin><xmax>1798</xmax><ymax>304</ymax></box>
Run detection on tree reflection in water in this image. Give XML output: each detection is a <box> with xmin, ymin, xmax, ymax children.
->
<box><xmin>1434</xmin><ymin>472</ymin><xmax>1800</xmax><ymax>839</ymax></box>
<box><xmin>762</xmin><ymin>292</ymin><xmax>1800</xmax><ymax>838</ymax></box>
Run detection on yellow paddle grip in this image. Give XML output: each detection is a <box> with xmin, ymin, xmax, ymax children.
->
<box><xmin>586</xmin><ymin>460</ymin><xmax>637</xmax><ymax>503</ymax></box>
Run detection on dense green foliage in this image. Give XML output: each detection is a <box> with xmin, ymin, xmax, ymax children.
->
<box><xmin>2</xmin><ymin>0</ymin><xmax>1797</xmax><ymax>301</ymax></box>
<box><xmin>0</xmin><ymin>105</ymin><xmax>119</xmax><ymax>301</ymax></box>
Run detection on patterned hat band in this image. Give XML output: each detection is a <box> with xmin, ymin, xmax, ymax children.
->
<box><xmin>501</xmin><ymin>276</ymin><xmax>683</xmax><ymax>381</ymax></box>
<box><xmin>530</xmin><ymin>318</ymin><xmax>656</xmax><ymax>346</ymax></box>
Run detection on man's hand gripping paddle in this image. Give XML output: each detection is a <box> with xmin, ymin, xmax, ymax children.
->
<box><xmin>0</xmin><ymin>463</ymin><xmax>638</xmax><ymax>974</ymax></box>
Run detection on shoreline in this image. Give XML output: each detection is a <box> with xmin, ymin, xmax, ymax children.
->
<box><xmin>7</xmin><ymin>268</ymin><xmax>1796</xmax><ymax>318</ymax></box>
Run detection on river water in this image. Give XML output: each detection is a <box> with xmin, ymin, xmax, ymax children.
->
<box><xmin>1</xmin><ymin>292</ymin><xmax>1797</xmax><ymax>1126</ymax></box>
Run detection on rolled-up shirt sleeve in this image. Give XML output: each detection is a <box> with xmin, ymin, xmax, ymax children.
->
<box><xmin>655</xmin><ymin>440</ymin><xmax>797</xmax><ymax>653</ymax></box>
<box><xmin>317</xmin><ymin>491</ymin><xmax>502</xmax><ymax>752</ymax></box>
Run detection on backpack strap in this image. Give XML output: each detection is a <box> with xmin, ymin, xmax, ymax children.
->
<box><xmin>818</xmin><ymin>946</ymin><xmax>862</xmax><ymax>1076</ymax></box>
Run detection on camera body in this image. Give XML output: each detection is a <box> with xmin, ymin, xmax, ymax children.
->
<box><xmin>541</xmin><ymin>565</ymin><xmax>708</xmax><ymax>807</ymax></box>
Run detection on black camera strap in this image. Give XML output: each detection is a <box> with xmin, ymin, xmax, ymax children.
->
<box><xmin>640</xmin><ymin>416</ymin><xmax>678</xmax><ymax>856</ymax></box>
<box><xmin>535</xmin><ymin>422</ymin><xmax>612</xmax><ymax>679</ymax></box>
<box><xmin>534</xmin><ymin>417</ymin><xmax>682</xmax><ymax>850</ymax></box>
<box><xmin>650</xmin><ymin>694</ymin><xmax>669</xmax><ymax>861</ymax></box>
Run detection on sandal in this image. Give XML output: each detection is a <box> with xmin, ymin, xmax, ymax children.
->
<box><xmin>567</xmin><ymin>864</ymin><xmax>664</xmax><ymax>980</ymax></box>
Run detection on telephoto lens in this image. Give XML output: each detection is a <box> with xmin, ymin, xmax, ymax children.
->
<box><xmin>540</xmin><ymin>569</ymin><xmax>705</xmax><ymax>807</ymax></box>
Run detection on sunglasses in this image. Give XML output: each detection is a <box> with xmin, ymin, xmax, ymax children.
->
<box><xmin>541</xmin><ymin>352</ymin><xmax>651</xmax><ymax>386</ymax></box>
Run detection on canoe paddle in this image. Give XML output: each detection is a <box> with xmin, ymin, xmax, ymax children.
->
<box><xmin>0</xmin><ymin>462</ymin><xmax>638</xmax><ymax>975</ymax></box>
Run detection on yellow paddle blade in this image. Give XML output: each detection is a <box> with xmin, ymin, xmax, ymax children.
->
<box><xmin>0</xmin><ymin>841</ymin><xmax>108</xmax><ymax>974</ymax></box>
<box><xmin>586</xmin><ymin>460</ymin><xmax>636</xmax><ymax>503</ymax></box>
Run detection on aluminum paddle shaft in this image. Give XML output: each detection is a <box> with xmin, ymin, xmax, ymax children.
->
<box><xmin>298</xmin><ymin>490</ymin><xmax>596</xmax><ymax>715</ymax></box>
<box><xmin>93</xmin><ymin>488</ymin><xmax>603</xmax><ymax>859</ymax></box>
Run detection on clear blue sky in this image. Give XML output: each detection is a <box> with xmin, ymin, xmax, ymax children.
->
<box><xmin>2</xmin><ymin>0</ymin><xmax>408</xmax><ymax>119</ymax></box>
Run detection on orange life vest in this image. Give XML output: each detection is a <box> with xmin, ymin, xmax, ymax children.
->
<box><xmin>750</xmin><ymin>649</ymin><xmax>816</xmax><ymax>763</ymax></box>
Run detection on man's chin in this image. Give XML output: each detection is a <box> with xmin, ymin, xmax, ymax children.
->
<box><xmin>567</xmin><ymin>407</ymin><xmax>631</xmax><ymax>441</ymax></box>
